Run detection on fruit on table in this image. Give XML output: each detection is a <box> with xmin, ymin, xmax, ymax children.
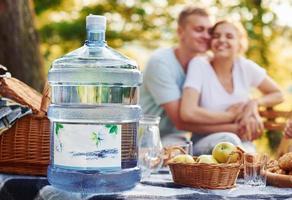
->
<box><xmin>278</xmin><ymin>152</ymin><xmax>292</xmax><ymax>171</ymax></box>
<box><xmin>212</xmin><ymin>142</ymin><xmax>238</xmax><ymax>163</ymax></box>
<box><xmin>267</xmin><ymin>152</ymin><xmax>292</xmax><ymax>175</ymax></box>
<box><xmin>197</xmin><ymin>155</ymin><xmax>218</xmax><ymax>164</ymax></box>
<box><xmin>170</xmin><ymin>154</ymin><xmax>195</xmax><ymax>164</ymax></box>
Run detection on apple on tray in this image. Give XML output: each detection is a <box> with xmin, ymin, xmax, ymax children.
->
<box><xmin>212</xmin><ymin>142</ymin><xmax>239</xmax><ymax>163</ymax></box>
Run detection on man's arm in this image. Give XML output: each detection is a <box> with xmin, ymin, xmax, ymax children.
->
<box><xmin>180</xmin><ymin>88</ymin><xmax>236</xmax><ymax>124</ymax></box>
<box><xmin>162</xmin><ymin>100</ymin><xmax>238</xmax><ymax>134</ymax></box>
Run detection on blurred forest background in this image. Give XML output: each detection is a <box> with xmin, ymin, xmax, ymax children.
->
<box><xmin>0</xmin><ymin>0</ymin><xmax>291</xmax><ymax>153</ymax></box>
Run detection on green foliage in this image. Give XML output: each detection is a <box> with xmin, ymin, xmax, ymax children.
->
<box><xmin>35</xmin><ymin>0</ymin><xmax>176</xmax><ymax>50</ymax></box>
<box><xmin>266</xmin><ymin>130</ymin><xmax>283</xmax><ymax>150</ymax></box>
<box><xmin>40</xmin><ymin>20</ymin><xmax>84</xmax><ymax>42</ymax></box>
<box><xmin>34</xmin><ymin>0</ymin><xmax>63</xmax><ymax>14</ymax></box>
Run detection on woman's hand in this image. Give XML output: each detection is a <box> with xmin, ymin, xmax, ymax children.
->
<box><xmin>238</xmin><ymin>116</ymin><xmax>264</xmax><ymax>141</ymax></box>
<box><xmin>284</xmin><ymin>120</ymin><xmax>292</xmax><ymax>138</ymax></box>
<box><xmin>234</xmin><ymin>100</ymin><xmax>264</xmax><ymax>141</ymax></box>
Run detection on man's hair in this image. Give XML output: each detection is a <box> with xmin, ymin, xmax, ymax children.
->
<box><xmin>178</xmin><ymin>6</ymin><xmax>209</xmax><ymax>27</ymax></box>
<box><xmin>209</xmin><ymin>20</ymin><xmax>248</xmax><ymax>54</ymax></box>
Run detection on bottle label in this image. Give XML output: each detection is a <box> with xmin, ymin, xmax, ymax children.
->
<box><xmin>53</xmin><ymin>123</ymin><xmax>121</xmax><ymax>169</ymax></box>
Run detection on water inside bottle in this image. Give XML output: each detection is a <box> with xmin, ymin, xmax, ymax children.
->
<box><xmin>47</xmin><ymin>14</ymin><xmax>142</xmax><ymax>193</ymax></box>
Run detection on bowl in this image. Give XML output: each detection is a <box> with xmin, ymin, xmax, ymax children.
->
<box><xmin>266</xmin><ymin>171</ymin><xmax>292</xmax><ymax>188</ymax></box>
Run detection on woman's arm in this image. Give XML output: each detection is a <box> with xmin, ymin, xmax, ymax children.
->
<box><xmin>234</xmin><ymin>76</ymin><xmax>283</xmax><ymax>139</ymax></box>
<box><xmin>180</xmin><ymin>87</ymin><xmax>240</xmax><ymax>124</ymax></box>
<box><xmin>236</xmin><ymin>76</ymin><xmax>284</xmax><ymax>122</ymax></box>
<box><xmin>162</xmin><ymin>100</ymin><xmax>240</xmax><ymax>134</ymax></box>
<box><xmin>255</xmin><ymin>76</ymin><xmax>284</xmax><ymax>107</ymax></box>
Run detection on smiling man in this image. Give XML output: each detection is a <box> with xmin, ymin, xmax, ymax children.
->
<box><xmin>140</xmin><ymin>6</ymin><xmax>242</xmax><ymax>144</ymax></box>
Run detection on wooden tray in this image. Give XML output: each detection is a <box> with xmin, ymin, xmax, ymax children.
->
<box><xmin>266</xmin><ymin>171</ymin><xmax>292</xmax><ymax>188</ymax></box>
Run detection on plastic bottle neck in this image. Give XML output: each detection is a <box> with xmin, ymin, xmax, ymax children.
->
<box><xmin>86</xmin><ymin>29</ymin><xmax>105</xmax><ymax>47</ymax></box>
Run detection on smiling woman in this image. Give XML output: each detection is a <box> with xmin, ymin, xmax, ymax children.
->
<box><xmin>210</xmin><ymin>21</ymin><xmax>248</xmax><ymax>56</ymax></box>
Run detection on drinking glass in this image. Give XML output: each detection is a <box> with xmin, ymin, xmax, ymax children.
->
<box><xmin>138</xmin><ymin>115</ymin><xmax>163</xmax><ymax>180</ymax></box>
<box><xmin>244</xmin><ymin>153</ymin><xmax>268</xmax><ymax>187</ymax></box>
<box><xmin>161</xmin><ymin>141</ymin><xmax>193</xmax><ymax>171</ymax></box>
<box><xmin>166</xmin><ymin>141</ymin><xmax>193</xmax><ymax>155</ymax></box>
<box><xmin>163</xmin><ymin>140</ymin><xmax>193</xmax><ymax>159</ymax></box>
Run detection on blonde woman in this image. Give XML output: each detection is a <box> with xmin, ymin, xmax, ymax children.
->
<box><xmin>180</xmin><ymin>20</ymin><xmax>283</xmax><ymax>155</ymax></box>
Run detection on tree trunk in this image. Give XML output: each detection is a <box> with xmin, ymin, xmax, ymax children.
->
<box><xmin>0</xmin><ymin>0</ymin><xmax>44</xmax><ymax>92</ymax></box>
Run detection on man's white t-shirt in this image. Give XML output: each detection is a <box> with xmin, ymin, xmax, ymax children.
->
<box><xmin>184</xmin><ymin>56</ymin><xmax>267</xmax><ymax>111</ymax></box>
<box><xmin>140</xmin><ymin>48</ymin><xmax>186</xmax><ymax>136</ymax></box>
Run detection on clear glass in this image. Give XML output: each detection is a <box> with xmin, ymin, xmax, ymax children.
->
<box><xmin>164</xmin><ymin>141</ymin><xmax>193</xmax><ymax>156</ymax></box>
<box><xmin>160</xmin><ymin>141</ymin><xmax>193</xmax><ymax>173</ymax></box>
<box><xmin>244</xmin><ymin>153</ymin><xmax>268</xmax><ymax>187</ymax></box>
<box><xmin>138</xmin><ymin>115</ymin><xmax>163</xmax><ymax>180</ymax></box>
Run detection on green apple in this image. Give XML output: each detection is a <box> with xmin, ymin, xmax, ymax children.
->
<box><xmin>197</xmin><ymin>155</ymin><xmax>218</xmax><ymax>164</ymax></box>
<box><xmin>183</xmin><ymin>155</ymin><xmax>196</xmax><ymax>164</ymax></box>
<box><xmin>212</xmin><ymin>142</ymin><xmax>238</xmax><ymax>163</ymax></box>
<box><xmin>170</xmin><ymin>154</ymin><xmax>195</xmax><ymax>164</ymax></box>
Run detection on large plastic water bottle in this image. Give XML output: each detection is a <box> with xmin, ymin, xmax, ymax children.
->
<box><xmin>47</xmin><ymin>14</ymin><xmax>142</xmax><ymax>193</ymax></box>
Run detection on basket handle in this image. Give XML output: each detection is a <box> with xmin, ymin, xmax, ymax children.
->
<box><xmin>163</xmin><ymin>146</ymin><xmax>187</xmax><ymax>166</ymax></box>
<box><xmin>38</xmin><ymin>81</ymin><xmax>51</xmax><ymax>116</ymax></box>
<box><xmin>164</xmin><ymin>146</ymin><xmax>187</xmax><ymax>158</ymax></box>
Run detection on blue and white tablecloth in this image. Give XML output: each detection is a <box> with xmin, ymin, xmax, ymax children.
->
<box><xmin>1</xmin><ymin>173</ymin><xmax>292</xmax><ymax>200</ymax></box>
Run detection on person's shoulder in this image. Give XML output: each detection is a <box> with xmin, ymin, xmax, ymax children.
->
<box><xmin>149</xmin><ymin>47</ymin><xmax>174</xmax><ymax>61</ymax></box>
<box><xmin>236</xmin><ymin>56</ymin><xmax>265</xmax><ymax>70</ymax></box>
<box><xmin>189</xmin><ymin>55</ymin><xmax>210</xmax><ymax>67</ymax></box>
<box><xmin>144</xmin><ymin>48</ymin><xmax>173</xmax><ymax>75</ymax></box>
<box><xmin>237</xmin><ymin>56</ymin><xmax>259</xmax><ymax>66</ymax></box>
<box><xmin>146</xmin><ymin>47</ymin><xmax>174</xmax><ymax>71</ymax></box>
<box><xmin>192</xmin><ymin>55</ymin><xmax>209</xmax><ymax>62</ymax></box>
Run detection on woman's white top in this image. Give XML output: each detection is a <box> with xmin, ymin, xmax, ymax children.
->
<box><xmin>183</xmin><ymin>56</ymin><xmax>266</xmax><ymax>112</ymax></box>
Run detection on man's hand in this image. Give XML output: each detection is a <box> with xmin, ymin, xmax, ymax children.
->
<box><xmin>234</xmin><ymin>100</ymin><xmax>258</xmax><ymax>122</ymax></box>
<box><xmin>238</xmin><ymin>116</ymin><xmax>264</xmax><ymax>141</ymax></box>
<box><xmin>226</xmin><ymin>102</ymin><xmax>246</xmax><ymax>122</ymax></box>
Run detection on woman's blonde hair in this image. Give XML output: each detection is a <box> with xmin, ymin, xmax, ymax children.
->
<box><xmin>209</xmin><ymin>20</ymin><xmax>248</xmax><ymax>55</ymax></box>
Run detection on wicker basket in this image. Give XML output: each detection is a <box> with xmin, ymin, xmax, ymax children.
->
<box><xmin>168</xmin><ymin>149</ymin><xmax>243</xmax><ymax>189</ymax></box>
<box><xmin>0</xmin><ymin>75</ymin><xmax>139</xmax><ymax>175</ymax></box>
<box><xmin>0</xmin><ymin>77</ymin><xmax>51</xmax><ymax>176</ymax></box>
<box><xmin>0</xmin><ymin>115</ymin><xmax>50</xmax><ymax>175</ymax></box>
